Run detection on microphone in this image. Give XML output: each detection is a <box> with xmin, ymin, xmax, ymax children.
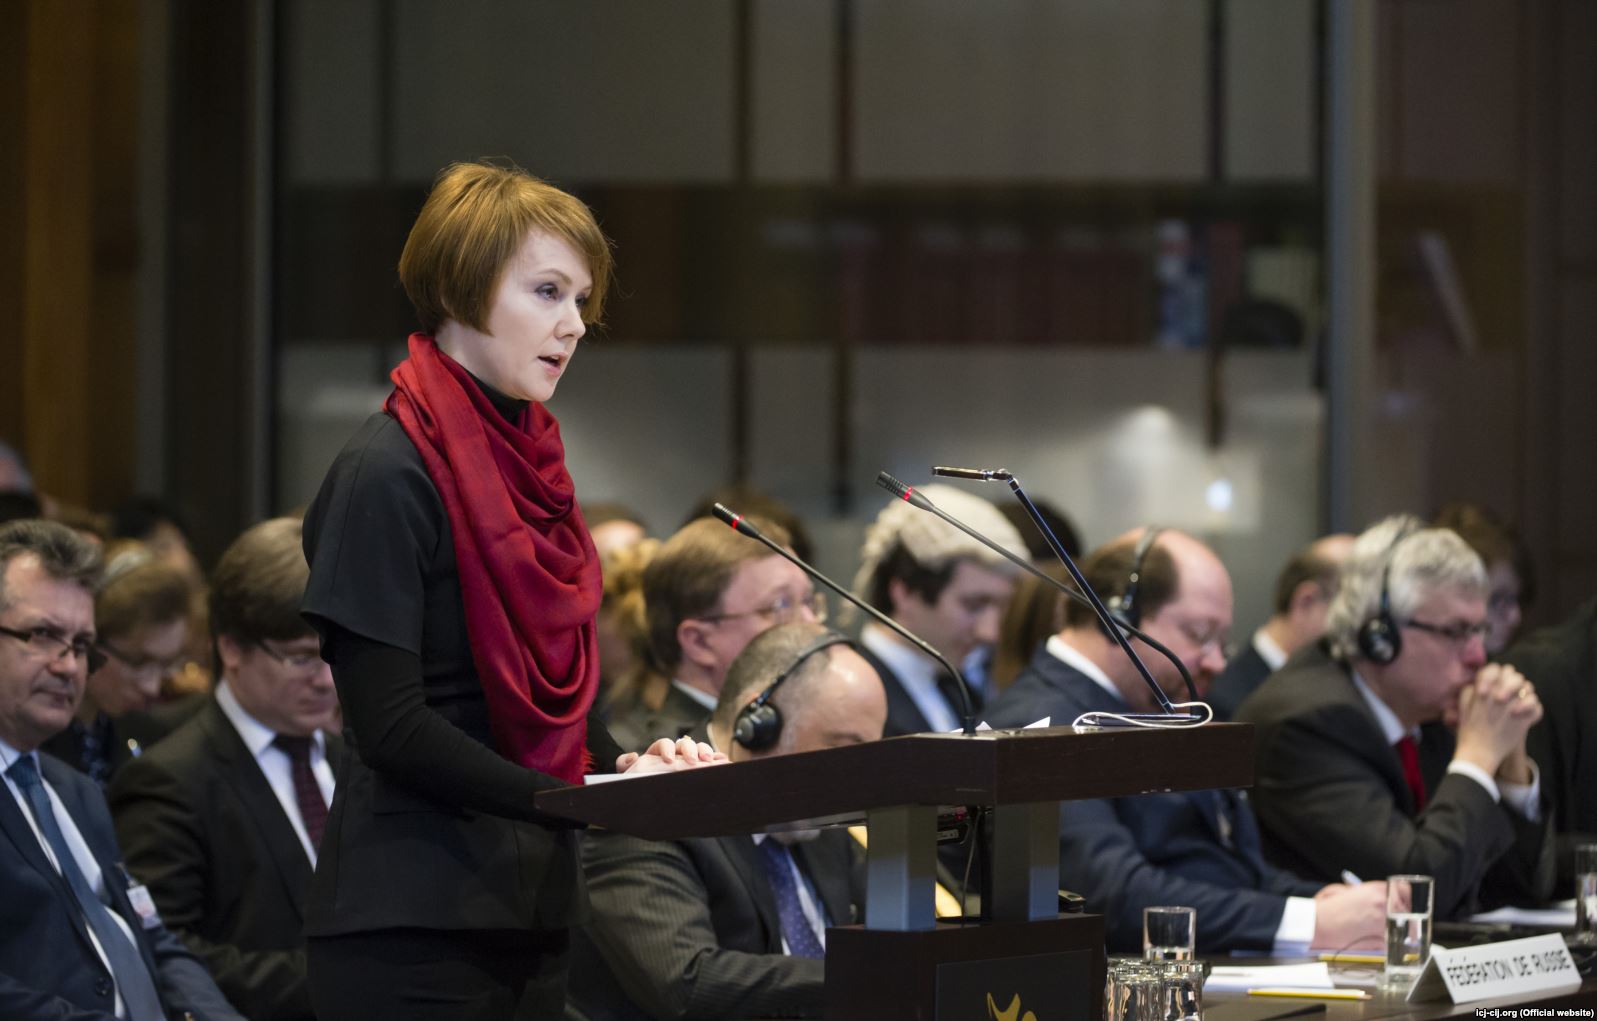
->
<box><xmin>923</xmin><ymin>466</ymin><xmax>1014</xmax><ymax>482</ymax></box>
<box><xmin>884</xmin><ymin>470</ymin><xmax>1202</xmax><ymax>723</ymax></box>
<box><xmin>711</xmin><ymin>503</ymin><xmax>980</xmax><ymax>736</ymax></box>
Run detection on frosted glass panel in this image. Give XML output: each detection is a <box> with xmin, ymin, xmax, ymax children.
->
<box><xmin>391</xmin><ymin>0</ymin><xmax>736</xmax><ymax>183</ymax></box>
<box><xmin>854</xmin><ymin>0</ymin><xmax>1207</xmax><ymax>181</ymax></box>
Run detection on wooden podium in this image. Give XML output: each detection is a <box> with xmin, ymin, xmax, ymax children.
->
<box><xmin>538</xmin><ymin>723</ymin><xmax>1255</xmax><ymax>1020</ymax></box>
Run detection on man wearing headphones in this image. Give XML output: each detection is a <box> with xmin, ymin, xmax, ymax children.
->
<box><xmin>986</xmin><ymin>528</ymin><xmax>1389</xmax><ymax>955</ymax></box>
<box><xmin>568</xmin><ymin>621</ymin><xmax>884</xmax><ymax>1020</ymax></box>
<box><xmin>1237</xmin><ymin>515</ymin><xmax>1554</xmax><ymax>919</ymax></box>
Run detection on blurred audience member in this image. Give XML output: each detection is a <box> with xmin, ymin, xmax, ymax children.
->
<box><xmin>1208</xmin><ymin>534</ymin><xmax>1354</xmax><ymax>719</ymax></box>
<box><xmin>1502</xmin><ymin>595</ymin><xmax>1597</xmax><ymax>887</ymax></box>
<box><xmin>110</xmin><ymin>516</ymin><xmax>339</xmax><ymax>1021</ymax></box>
<box><xmin>999</xmin><ymin>496</ymin><xmax>1082</xmax><ymax>564</ymax></box>
<box><xmin>1238</xmin><ymin>516</ymin><xmax>1553</xmax><ymax>918</ymax></box>
<box><xmin>41</xmin><ymin>543</ymin><xmax>201</xmax><ymax>786</ymax></box>
<box><xmin>111</xmin><ymin>497</ymin><xmax>205</xmax><ymax>588</ymax></box>
<box><xmin>609</xmin><ymin>516</ymin><xmax>817</xmax><ymax>751</ymax></box>
<box><xmin>854</xmin><ymin>485</ymin><xmax>1024</xmax><ymax>734</ymax></box>
<box><xmin>683</xmin><ymin>484</ymin><xmax>815</xmax><ymax>565</ymax></box>
<box><xmin>585</xmin><ymin>501</ymin><xmax>650</xmax><ymax>560</ymax></box>
<box><xmin>0</xmin><ymin>439</ymin><xmax>34</xmax><ymax>493</ymax></box>
<box><xmin>111</xmin><ymin>497</ymin><xmax>213</xmax><ymax>695</ymax></box>
<box><xmin>597</xmin><ymin>537</ymin><xmax>668</xmax><ymax>719</ymax></box>
<box><xmin>1434</xmin><ymin>503</ymin><xmax>1532</xmax><ymax>655</ymax></box>
<box><xmin>991</xmin><ymin>563</ymin><xmax>1070</xmax><ymax>692</ymax></box>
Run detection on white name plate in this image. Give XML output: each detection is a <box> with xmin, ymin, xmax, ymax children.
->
<box><xmin>1407</xmin><ymin>933</ymin><xmax>1582</xmax><ymax>1004</ymax></box>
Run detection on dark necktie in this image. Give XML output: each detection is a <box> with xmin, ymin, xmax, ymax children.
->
<box><xmin>757</xmin><ymin>839</ymin><xmax>826</xmax><ymax>959</ymax></box>
<box><xmin>1394</xmin><ymin>735</ymin><xmax>1428</xmax><ymax>813</ymax></box>
<box><xmin>936</xmin><ymin>670</ymin><xmax>981</xmax><ymax>718</ymax></box>
<box><xmin>7</xmin><ymin>756</ymin><xmax>166</xmax><ymax>1021</ymax></box>
<box><xmin>273</xmin><ymin>734</ymin><xmax>328</xmax><ymax>850</ymax></box>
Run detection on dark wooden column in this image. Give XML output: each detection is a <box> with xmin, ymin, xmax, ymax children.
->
<box><xmin>161</xmin><ymin>0</ymin><xmax>261</xmax><ymax>563</ymax></box>
<box><xmin>1</xmin><ymin>0</ymin><xmax>141</xmax><ymax>511</ymax></box>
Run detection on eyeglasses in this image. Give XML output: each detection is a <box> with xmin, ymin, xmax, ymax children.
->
<box><xmin>253</xmin><ymin>639</ymin><xmax>325</xmax><ymax>673</ymax></box>
<box><xmin>0</xmin><ymin>624</ymin><xmax>105</xmax><ymax>672</ymax></box>
<box><xmin>1403</xmin><ymin>618</ymin><xmax>1490</xmax><ymax>645</ymax></box>
<box><xmin>96</xmin><ymin>641</ymin><xmax>186</xmax><ymax>678</ymax></box>
<box><xmin>696</xmin><ymin>591</ymin><xmax>828</xmax><ymax>627</ymax></box>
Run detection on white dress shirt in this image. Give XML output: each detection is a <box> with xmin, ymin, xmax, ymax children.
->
<box><xmin>1</xmin><ymin>737</ymin><xmax>142</xmax><ymax>1018</ymax></box>
<box><xmin>214</xmin><ymin>682</ymin><xmax>336</xmax><ymax>863</ymax></box>
<box><xmin>670</xmin><ymin>678</ymin><xmax>718</xmax><ymax>713</ymax></box>
<box><xmin>1252</xmin><ymin>629</ymin><xmax>1289</xmax><ymax>672</ymax></box>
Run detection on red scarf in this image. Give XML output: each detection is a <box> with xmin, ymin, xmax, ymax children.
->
<box><xmin>386</xmin><ymin>333</ymin><xmax>600</xmax><ymax>784</ymax></box>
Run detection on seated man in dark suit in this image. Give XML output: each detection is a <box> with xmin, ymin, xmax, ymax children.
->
<box><xmin>110</xmin><ymin>517</ymin><xmax>341</xmax><ymax>1021</ymax></box>
<box><xmin>43</xmin><ymin>546</ymin><xmax>202</xmax><ymax>785</ymax></box>
<box><xmin>571</xmin><ymin>620</ymin><xmax>882</xmax><ymax>1020</ymax></box>
<box><xmin>0</xmin><ymin>518</ymin><xmax>242</xmax><ymax>1020</ymax></box>
<box><xmin>986</xmin><ymin>527</ymin><xmax>1386</xmax><ymax>955</ymax></box>
<box><xmin>608</xmin><ymin>516</ymin><xmax>820</xmax><ymax>751</ymax></box>
<box><xmin>853</xmin><ymin>484</ymin><xmax>1025</xmax><ymax>734</ymax></box>
<box><xmin>1505</xmin><ymin>595</ymin><xmax>1597</xmax><ymax>887</ymax></box>
<box><xmin>1237</xmin><ymin>516</ymin><xmax>1554</xmax><ymax>918</ymax></box>
<box><xmin>1208</xmin><ymin>533</ymin><xmax>1353</xmax><ymax>719</ymax></box>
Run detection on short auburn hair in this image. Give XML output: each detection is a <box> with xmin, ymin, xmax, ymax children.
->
<box><xmin>398</xmin><ymin>161</ymin><xmax>614</xmax><ymax>334</ymax></box>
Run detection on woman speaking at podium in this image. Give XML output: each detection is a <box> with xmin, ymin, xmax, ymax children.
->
<box><xmin>299</xmin><ymin>162</ymin><xmax>719</xmax><ymax>1019</ymax></box>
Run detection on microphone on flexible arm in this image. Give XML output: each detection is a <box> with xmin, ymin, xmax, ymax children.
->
<box><xmin>878</xmin><ymin>470</ymin><xmax>1204</xmax><ymax>725</ymax></box>
<box><xmin>711</xmin><ymin>503</ymin><xmax>981</xmax><ymax>736</ymax></box>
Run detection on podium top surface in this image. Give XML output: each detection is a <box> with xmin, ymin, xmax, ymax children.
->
<box><xmin>536</xmin><ymin>721</ymin><xmax>1254</xmax><ymax>841</ymax></box>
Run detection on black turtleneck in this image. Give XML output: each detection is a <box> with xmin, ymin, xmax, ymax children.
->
<box><xmin>463</xmin><ymin>370</ymin><xmax>529</xmax><ymax>423</ymax></box>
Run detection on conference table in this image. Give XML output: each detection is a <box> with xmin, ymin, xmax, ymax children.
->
<box><xmin>1204</xmin><ymin>955</ymin><xmax>1597</xmax><ymax>1021</ymax></box>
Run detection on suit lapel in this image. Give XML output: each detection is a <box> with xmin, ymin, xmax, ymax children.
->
<box><xmin>199</xmin><ymin>702</ymin><xmax>315</xmax><ymax>915</ymax></box>
<box><xmin>1330</xmin><ymin>673</ymin><xmax>1421</xmax><ymax>814</ymax></box>
<box><xmin>722</xmin><ymin>834</ymin><xmax>783</xmax><ymax>951</ymax></box>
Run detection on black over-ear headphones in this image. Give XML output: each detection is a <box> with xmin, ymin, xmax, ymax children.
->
<box><xmin>1356</xmin><ymin>522</ymin><xmax>1420</xmax><ymax>665</ymax></box>
<box><xmin>732</xmin><ymin>631</ymin><xmax>855</xmax><ymax>752</ymax></box>
<box><xmin>1107</xmin><ymin>527</ymin><xmax>1164</xmax><ymax>627</ymax></box>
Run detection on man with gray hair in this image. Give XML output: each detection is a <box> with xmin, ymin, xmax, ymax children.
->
<box><xmin>1236</xmin><ymin>515</ymin><xmax>1554</xmax><ymax>918</ymax></box>
<box><xmin>0</xmin><ymin>519</ymin><xmax>242</xmax><ymax>1020</ymax></box>
<box><xmin>854</xmin><ymin>484</ymin><xmax>1026</xmax><ymax>735</ymax></box>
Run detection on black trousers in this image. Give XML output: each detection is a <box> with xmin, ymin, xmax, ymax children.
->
<box><xmin>307</xmin><ymin>926</ymin><xmax>569</xmax><ymax>1021</ymax></box>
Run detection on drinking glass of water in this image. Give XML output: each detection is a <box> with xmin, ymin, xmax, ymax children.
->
<box><xmin>1384</xmin><ymin>874</ymin><xmax>1434</xmax><ymax>988</ymax></box>
<box><xmin>1143</xmin><ymin>906</ymin><xmax>1196</xmax><ymax>961</ymax></box>
<box><xmin>1574</xmin><ymin>843</ymin><xmax>1597</xmax><ymax>946</ymax></box>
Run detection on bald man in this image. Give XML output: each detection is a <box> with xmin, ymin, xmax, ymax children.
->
<box><xmin>570</xmin><ymin>622</ymin><xmax>883</xmax><ymax>1020</ymax></box>
<box><xmin>985</xmin><ymin>528</ymin><xmax>1386</xmax><ymax>956</ymax></box>
<box><xmin>1208</xmin><ymin>534</ymin><xmax>1354</xmax><ymax>720</ymax></box>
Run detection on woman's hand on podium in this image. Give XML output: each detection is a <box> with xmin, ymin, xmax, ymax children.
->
<box><xmin>617</xmin><ymin>736</ymin><xmax>729</xmax><ymax>775</ymax></box>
